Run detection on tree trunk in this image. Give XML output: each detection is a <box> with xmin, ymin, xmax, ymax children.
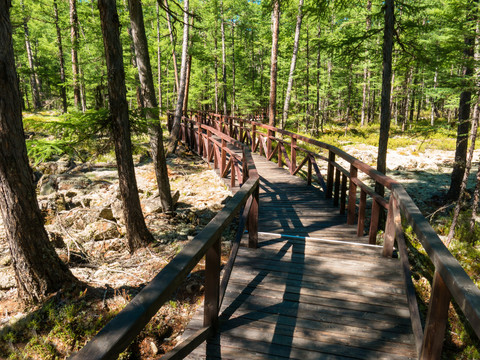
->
<box><xmin>53</xmin><ymin>0</ymin><xmax>67</xmax><ymax>113</ymax></box>
<box><xmin>164</xmin><ymin>0</ymin><xmax>179</xmax><ymax>92</ymax></box>
<box><xmin>231</xmin><ymin>22</ymin><xmax>236</xmax><ymax>117</ymax></box>
<box><xmin>447</xmin><ymin>28</ymin><xmax>475</xmax><ymax>200</ymax></box>
<box><xmin>221</xmin><ymin>1</ymin><xmax>227</xmax><ymax>115</ymax></box>
<box><xmin>315</xmin><ymin>27</ymin><xmax>321</xmax><ymax>135</ymax></box>
<box><xmin>128</xmin><ymin>0</ymin><xmax>173</xmax><ymax>212</ymax></box>
<box><xmin>430</xmin><ymin>69</ymin><xmax>438</xmax><ymax>126</ymax></box>
<box><xmin>0</xmin><ymin>0</ymin><xmax>77</xmax><ymax>303</ymax></box>
<box><xmin>169</xmin><ymin>0</ymin><xmax>189</xmax><ymax>151</ymax></box>
<box><xmin>70</xmin><ymin>0</ymin><xmax>81</xmax><ymax>110</ymax></box>
<box><xmin>361</xmin><ymin>0</ymin><xmax>372</xmax><ymax>126</ymax></box>
<box><xmin>375</xmin><ymin>0</ymin><xmax>395</xmax><ymax>198</ymax></box>
<box><xmin>282</xmin><ymin>0</ymin><xmax>304</xmax><ymax>126</ymax></box>
<box><xmin>471</xmin><ymin>161</ymin><xmax>480</xmax><ymax>231</ymax></box>
<box><xmin>98</xmin><ymin>0</ymin><xmax>154</xmax><ymax>252</ymax></box>
<box><xmin>156</xmin><ymin>2</ymin><xmax>163</xmax><ymax>116</ymax></box>
<box><xmin>447</xmin><ymin>101</ymin><xmax>479</xmax><ymax>245</ymax></box>
<box><xmin>268</xmin><ymin>0</ymin><xmax>280</xmax><ymax>127</ymax></box>
<box><xmin>183</xmin><ymin>53</ymin><xmax>192</xmax><ymax>113</ymax></box>
<box><xmin>214</xmin><ymin>12</ymin><xmax>219</xmax><ymax>113</ymax></box>
<box><xmin>21</xmin><ymin>0</ymin><xmax>41</xmax><ymax>110</ymax></box>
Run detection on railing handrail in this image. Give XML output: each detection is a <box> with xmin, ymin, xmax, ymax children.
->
<box><xmin>70</xmin><ymin>114</ymin><xmax>259</xmax><ymax>359</ymax></box>
<box><xmin>187</xmin><ymin>110</ymin><xmax>480</xmax><ymax>359</ymax></box>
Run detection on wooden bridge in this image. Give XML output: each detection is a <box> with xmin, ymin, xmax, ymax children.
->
<box><xmin>71</xmin><ymin>111</ymin><xmax>480</xmax><ymax>360</ymax></box>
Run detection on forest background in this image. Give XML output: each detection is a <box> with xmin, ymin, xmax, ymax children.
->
<box><xmin>1</xmin><ymin>0</ymin><xmax>480</xmax><ymax>358</ymax></box>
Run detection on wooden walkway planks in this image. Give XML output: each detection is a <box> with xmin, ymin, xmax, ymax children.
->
<box><xmin>183</xmin><ymin>154</ymin><xmax>417</xmax><ymax>359</ymax></box>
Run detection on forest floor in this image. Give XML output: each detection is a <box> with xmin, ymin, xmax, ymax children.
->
<box><xmin>0</xmin><ymin>117</ymin><xmax>479</xmax><ymax>358</ymax></box>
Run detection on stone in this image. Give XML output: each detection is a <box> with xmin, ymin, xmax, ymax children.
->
<box><xmin>82</xmin><ymin>221</ymin><xmax>121</xmax><ymax>242</ymax></box>
<box><xmin>98</xmin><ymin>207</ymin><xmax>115</xmax><ymax>221</ymax></box>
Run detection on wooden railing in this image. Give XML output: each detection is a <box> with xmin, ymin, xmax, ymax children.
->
<box><xmin>174</xmin><ymin>110</ymin><xmax>480</xmax><ymax>360</ymax></box>
<box><xmin>70</xmin><ymin>119</ymin><xmax>259</xmax><ymax>359</ymax></box>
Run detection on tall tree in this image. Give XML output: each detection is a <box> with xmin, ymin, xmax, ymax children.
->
<box><xmin>21</xmin><ymin>0</ymin><xmax>41</xmax><ymax>110</ymax></box>
<box><xmin>169</xmin><ymin>0</ymin><xmax>189</xmax><ymax>151</ymax></box>
<box><xmin>164</xmin><ymin>0</ymin><xmax>179</xmax><ymax>92</ymax></box>
<box><xmin>156</xmin><ymin>1</ymin><xmax>163</xmax><ymax>115</ymax></box>
<box><xmin>0</xmin><ymin>0</ymin><xmax>77</xmax><ymax>303</ymax></box>
<box><xmin>361</xmin><ymin>0</ymin><xmax>372</xmax><ymax>126</ymax></box>
<box><xmin>221</xmin><ymin>0</ymin><xmax>227</xmax><ymax>115</ymax></box>
<box><xmin>282</xmin><ymin>0</ymin><xmax>304</xmax><ymax>126</ymax></box>
<box><xmin>70</xmin><ymin>0</ymin><xmax>81</xmax><ymax>110</ymax></box>
<box><xmin>128</xmin><ymin>0</ymin><xmax>173</xmax><ymax>212</ymax></box>
<box><xmin>98</xmin><ymin>0</ymin><xmax>154</xmax><ymax>252</ymax></box>
<box><xmin>447</xmin><ymin>4</ymin><xmax>476</xmax><ymax>200</ymax></box>
<box><xmin>268</xmin><ymin>0</ymin><xmax>280</xmax><ymax>127</ymax></box>
<box><xmin>53</xmin><ymin>0</ymin><xmax>67</xmax><ymax>113</ymax></box>
<box><xmin>375</xmin><ymin>0</ymin><xmax>395</xmax><ymax>198</ymax></box>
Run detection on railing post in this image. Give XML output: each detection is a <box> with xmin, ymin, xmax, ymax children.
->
<box><xmin>327</xmin><ymin>150</ymin><xmax>335</xmax><ymax>199</ymax></box>
<box><xmin>204</xmin><ymin>237</ymin><xmax>221</xmax><ymax>329</ymax></box>
<box><xmin>383</xmin><ymin>196</ymin><xmax>396</xmax><ymax>257</ymax></box>
<box><xmin>248</xmin><ymin>185</ymin><xmax>259</xmax><ymax>249</ymax></box>
<box><xmin>229</xmin><ymin>117</ymin><xmax>234</xmax><ymax>137</ymax></box>
<box><xmin>369</xmin><ymin>200</ymin><xmax>380</xmax><ymax>244</ymax></box>
<box><xmin>207</xmin><ymin>130</ymin><xmax>212</xmax><ymax>167</ymax></box>
<box><xmin>307</xmin><ymin>156</ymin><xmax>312</xmax><ymax>185</ymax></box>
<box><xmin>239</xmin><ymin>120</ymin><xmax>244</xmax><ymax>143</ymax></box>
<box><xmin>277</xmin><ymin>143</ymin><xmax>282</xmax><ymax>167</ymax></box>
<box><xmin>291</xmin><ymin>137</ymin><xmax>297</xmax><ymax>174</ymax></box>
<box><xmin>357</xmin><ymin>190</ymin><xmax>367</xmax><ymax>236</ymax></box>
<box><xmin>420</xmin><ymin>271</ymin><xmax>451</xmax><ymax>360</ymax></box>
<box><xmin>251</xmin><ymin>124</ymin><xmax>256</xmax><ymax>152</ymax></box>
<box><xmin>196</xmin><ymin>119</ymin><xmax>202</xmax><ymax>156</ymax></box>
<box><xmin>267</xmin><ymin>129</ymin><xmax>274</xmax><ymax>158</ymax></box>
<box><xmin>221</xmin><ymin>139</ymin><xmax>226</xmax><ymax>175</ymax></box>
<box><xmin>334</xmin><ymin>168</ymin><xmax>340</xmax><ymax>206</ymax></box>
<box><xmin>347</xmin><ymin>165</ymin><xmax>357</xmax><ymax>225</ymax></box>
<box><xmin>340</xmin><ymin>174</ymin><xmax>347</xmax><ymax>215</ymax></box>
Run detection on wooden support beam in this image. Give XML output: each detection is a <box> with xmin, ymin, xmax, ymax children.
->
<box><xmin>347</xmin><ymin>165</ymin><xmax>357</xmax><ymax>225</ymax></box>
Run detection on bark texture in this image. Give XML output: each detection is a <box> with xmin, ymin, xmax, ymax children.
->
<box><xmin>0</xmin><ymin>0</ymin><xmax>76</xmax><ymax>303</ymax></box>
<box><xmin>375</xmin><ymin>0</ymin><xmax>394</xmax><ymax>198</ymax></box>
<box><xmin>98</xmin><ymin>0</ymin><xmax>154</xmax><ymax>252</ymax></box>
<box><xmin>447</xmin><ymin>34</ymin><xmax>474</xmax><ymax>200</ymax></box>
<box><xmin>268</xmin><ymin>0</ymin><xmax>280</xmax><ymax>127</ymax></box>
<box><xmin>128</xmin><ymin>0</ymin><xmax>173</xmax><ymax>212</ymax></box>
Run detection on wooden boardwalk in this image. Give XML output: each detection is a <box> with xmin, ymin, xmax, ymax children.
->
<box><xmin>183</xmin><ymin>154</ymin><xmax>417</xmax><ymax>359</ymax></box>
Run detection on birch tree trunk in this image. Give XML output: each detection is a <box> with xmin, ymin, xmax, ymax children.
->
<box><xmin>0</xmin><ymin>0</ymin><xmax>77</xmax><ymax>303</ymax></box>
<box><xmin>375</xmin><ymin>0</ymin><xmax>395</xmax><ymax>198</ymax></box>
<box><xmin>282</xmin><ymin>0</ymin><xmax>304</xmax><ymax>126</ymax></box>
<box><xmin>98</xmin><ymin>0</ymin><xmax>154</xmax><ymax>252</ymax></box>
<box><xmin>169</xmin><ymin>0</ymin><xmax>189</xmax><ymax>151</ymax></box>
<box><xmin>128</xmin><ymin>0</ymin><xmax>173</xmax><ymax>212</ymax></box>
<box><xmin>268</xmin><ymin>0</ymin><xmax>280</xmax><ymax>127</ymax></box>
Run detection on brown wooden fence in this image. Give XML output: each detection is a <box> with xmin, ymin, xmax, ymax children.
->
<box><xmin>70</xmin><ymin>120</ymin><xmax>259</xmax><ymax>359</ymax></box>
<box><xmin>170</xmin><ymin>110</ymin><xmax>480</xmax><ymax>359</ymax></box>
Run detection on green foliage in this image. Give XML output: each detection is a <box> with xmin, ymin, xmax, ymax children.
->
<box><xmin>24</xmin><ymin>109</ymin><xmax>111</xmax><ymax>164</ymax></box>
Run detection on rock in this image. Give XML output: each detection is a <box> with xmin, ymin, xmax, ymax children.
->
<box><xmin>39</xmin><ymin>175</ymin><xmax>57</xmax><ymax>195</ymax></box>
<box><xmin>82</xmin><ymin>221</ymin><xmax>121</xmax><ymax>241</ymax></box>
<box><xmin>0</xmin><ymin>269</ymin><xmax>15</xmax><ymax>290</ymax></box>
<box><xmin>0</xmin><ymin>255</ymin><xmax>11</xmax><ymax>267</ymax></box>
<box><xmin>111</xmin><ymin>199</ymin><xmax>125</xmax><ymax>225</ymax></box>
<box><xmin>142</xmin><ymin>196</ymin><xmax>164</xmax><ymax>214</ymax></box>
<box><xmin>56</xmin><ymin>174</ymin><xmax>92</xmax><ymax>191</ymax></box>
<box><xmin>98</xmin><ymin>207</ymin><xmax>115</xmax><ymax>221</ymax></box>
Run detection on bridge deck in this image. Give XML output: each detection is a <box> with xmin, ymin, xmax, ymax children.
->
<box><xmin>183</xmin><ymin>154</ymin><xmax>416</xmax><ymax>359</ymax></box>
